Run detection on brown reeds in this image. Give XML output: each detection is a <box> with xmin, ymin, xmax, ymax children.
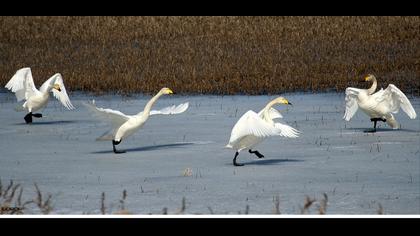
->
<box><xmin>0</xmin><ymin>16</ymin><xmax>418</xmax><ymax>95</ymax></box>
<box><xmin>0</xmin><ymin>179</ymin><xmax>53</xmax><ymax>214</ymax></box>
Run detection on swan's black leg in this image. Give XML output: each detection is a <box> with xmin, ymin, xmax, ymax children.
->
<box><xmin>249</xmin><ymin>149</ymin><xmax>265</xmax><ymax>158</ymax></box>
<box><xmin>365</xmin><ymin>118</ymin><xmax>387</xmax><ymax>133</ymax></box>
<box><xmin>24</xmin><ymin>112</ymin><xmax>32</xmax><ymax>123</ymax></box>
<box><xmin>112</xmin><ymin>140</ymin><xmax>126</xmax><ymax>154</ymax></box>
<box><xmin>32</xmin><ymin>113</ymin><xmax>42</xmax><ymax>118</ymax></box>
<box><xmin>233</xmin><ymin>152</ymin><xmax>243</xmax><ymax>166</ymax></box>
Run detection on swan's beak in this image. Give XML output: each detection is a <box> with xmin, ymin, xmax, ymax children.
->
<box><xmin>364</xmin><ymin>76</ymin><xmax>370</xmax><ymax>82</ymax></box>
<box><xmin>53</xmin><ymin>84</ymin><xmax>61</xmax><ymax>92</ymax></box>
<box><xmin>282</xmin><ymin>99</ymin><xmax>292</xmax><ymax>106</ymax></box>
<box><xmin>168</xmin><ymin>89</ymin><xmax>174</xmax><ymax>94</ymax></box>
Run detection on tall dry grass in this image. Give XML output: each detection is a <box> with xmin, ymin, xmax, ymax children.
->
<box><xmin>0</xmin><ymin>16</ymin><xmax>419</xmax><ymax>95</ymax></box>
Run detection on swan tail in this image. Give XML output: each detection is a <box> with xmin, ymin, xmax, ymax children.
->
<box><xmin>386</xmin><ymin>114</ymin><xmax>399</xmax><ymax>129</ymax></box>
<box><xmin>225</xmin><ymin>144</ymin><xmax>233</xmax><ymax>149</ymax></box>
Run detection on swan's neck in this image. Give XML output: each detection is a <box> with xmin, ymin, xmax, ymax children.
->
<box><xmin>367</xmin><ymin>77</ymin><xmax>377</xmax><ymax>95</ymax></box>
<box><xmin>139</xmin><ymin>91</ymin><xmax>164</xmax><ymax>118</ymax></box>
<box><xmin>42</xmin><ymin>86</ymin><xmax>53</xmax><ymax>97</ymax></box>
<box><xmin>262</xmin><ymin>100</ymin><xmax>278</xmax><ymax>123</ymax></box>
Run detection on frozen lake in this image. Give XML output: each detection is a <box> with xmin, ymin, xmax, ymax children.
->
<box><xmin>0</xmin><ymin>91</ymin><xmax>419</xmax><ymax>214</ymax></box>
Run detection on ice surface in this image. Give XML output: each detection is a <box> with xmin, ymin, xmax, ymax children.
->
<box><xmin>0</xmin><ymin>91</ymin><xmax>419</xmax><ymax>214</ymax></box>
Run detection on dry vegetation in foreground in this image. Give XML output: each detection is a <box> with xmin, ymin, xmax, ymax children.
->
<box><xmin>0</xmin><ymin>179</ymin><xmax>53</xmax><ymax>214</ymax></box>
<box><xmin>1</xmin><ymin>179</ymin><xmax>385</xmax><ymax>215</ymax></box>
<box><xmin>0</xmin><ymin>16</ymin><xmax>419</xmax><ymax>96</ymax></box>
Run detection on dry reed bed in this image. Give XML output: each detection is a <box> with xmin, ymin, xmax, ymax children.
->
<box><xmin>1</xmin><ymin>178</ymin><xmax>384</xmax><ymax>215</ymax></box>
<box><xmin>0</xmin><ymin>16</ymin><xmax>419</xmax><ymax>95</ymax></box>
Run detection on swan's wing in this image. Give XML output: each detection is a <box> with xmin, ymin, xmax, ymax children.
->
<box><xmin>83</xmin><ymin>100</ymin><xmax>131</xmax><ymax>128</ymax></box>
<box><xmin>274</xmin><ymin>123</ymin><xmax>300</xmax><ymax>138</ymax></box>
<box><xmin>377</xmin><ymin>84</ymin><xmax>417</xmax><ymax>119</ymax></box>
<box><xmin>258</xmin><ymin>107</ymin><xmax>283</xmax><ymax>119</ymax></box>
<box><xmin>5</xmin><ymin>67</ymin><xmax>39</xmax><ymax>101</ymax></box>
<box><xmin>229</xmin><ymin>110</ymin><xmax>281</xmax><ymax>143</ymax></box>
<box><xmin>141</xmin><ymin>102</ymin><xmax>189</xmax><ymax>116</ymax></box>
<box><xmin>40</xmin><ymin>73</ymin><xmax>75</xmax><ymax>110</ymax></box>
<box><xmin>343</xmin><ymin>87</ymin><xmax>361</xmax><ymax>121</ymax></box>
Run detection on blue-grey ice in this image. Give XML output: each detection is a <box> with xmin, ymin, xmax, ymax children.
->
<box><xmin>0</xmin><ymin>91</ymin><xmax>419</xmax><ymax>214</ymax></box>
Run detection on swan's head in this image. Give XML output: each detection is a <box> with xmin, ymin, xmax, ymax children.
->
<box><xmin>364</xmin><ymin>74</ymin><xmax>376</xmax><ymax>82</ymax></box>
<box><xmin>52</xmin><ymin>84</ymin><xmax>61</xmax><ymax>92</ymax></box>
<box><xmin>274</xmin><ymin>97</ymin><xmax>292</xmax><ymax>106</ymax></box>
<box><xmin>161</xmin><ymin>87</ymin><xmax>174</xmax><ymax>95</ymax></box>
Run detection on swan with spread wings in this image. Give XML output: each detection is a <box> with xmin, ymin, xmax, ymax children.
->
<box><xmin>83</xmin><ymin>87</ymin><xmax>189</xmax><ymax>153</ymax></box>
<box><xmin>226</xmin><ymin>97</ymin><xmax>300</xmax><ymax>166</ymax></box>
<box><xmin>5</xmin><ymin>67</ymin><xmax>75</xmax><ymax>123</ymax></box>
<box><xmin>343</xmin><ymin>74</ymin><xmax>416</xmax><ymax>132</ymax></box>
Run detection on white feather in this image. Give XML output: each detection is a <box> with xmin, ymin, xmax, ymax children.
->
<box><xmin>343</xmin><ymin>87</ymin><xmax>361</xmax><ymax>121</ymax></box>
<box><xmin>138</xmin><ymin>102</ymin><xmax>189</xmax><ymax>116</ymax></box>
<box><xmin>376</xmin><ymin>84</ymin><xmax>416</xmax><ymax>119</ymax></box>
<box><xmin>83</xmin><ymin>101</ymin><xmax>130</xmax><ymax>128</ymax></box>
<box><xmin>258</xmin><ymin>107</ymin><xmax>283</xmax><ymax>119</ymax></box>
<box><xmin>40</xmin><ymin>73</ymin><xmax>75</xmax><ymax>110</ymax></box>
<box><xmin>344</xmin><ymin>76</ymin><xmax>417</xmax><ymax>129</ymax></box>
<box><xmin>5</xmin><ymin>67</ymin><xmax>40</xmax><ymax>101</ymax></box>
<box><xmin>227</xmin><ymin>99</ymin><xmax>300</xmax><ymax>152</ymax></box>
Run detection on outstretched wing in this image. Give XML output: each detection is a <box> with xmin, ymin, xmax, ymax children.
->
<box><xmin>5</xmin><ymin>67</ymin><xmax>40</xmax><ymax>101</ymax></box>
<box><xmin>83</xmin><ymin>100</ymin><xmax>130</xmax><ymax>128</ymax></box>
<box><xmin>146</xmin><ymin>102</ymin><xmax>189</xmax><ymax>116</ymax></box>
<box><xmin>40</xmin><ymin>73</ymin><xmax>75</xmax><ymax>110</ymax></box>
<box><xmin>258</xmin><ymin>107</ymin><xmax>283</xmax><ymax>120</ymax></box>
<box><xmin>228</xmin><ymin>110</ymin><xmax>281</xmax><ymax>144</ymax></box>
<box><xmin>343</xmin><ymin>87</ymin><xmax>362</xmax><ymax>121</ymax></box>
<box><xmin>274</xmin><ymin>123</ymin><xmax>300</xmax><ymax>138</ymax></box>
<box><xmin>377</xmin><ymin>84</ymin><xmax>417</xmax><ymax>119</ymax></box>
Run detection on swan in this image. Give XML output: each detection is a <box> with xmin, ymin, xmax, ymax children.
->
<box><xmin>225</xmin><ymin>97</ymin><xmax>300</xmax><ymax>166</ymax></box>
<box><xmin>343</xmin><ymin>74</ymin><xmax>417</xmax><ymax>132</ymax></box>
<box><xmin>83</xmin><ymin>87</ymin><xmax>189</xmax><ymax>153</ymax></box>
<box><xmin>5</xmin><ymin>67</ymin><xmax>75</xmax><ymax>123</ymax></box>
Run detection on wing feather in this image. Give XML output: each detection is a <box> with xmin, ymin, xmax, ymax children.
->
<box><xmin>40</xmin><ymin>73</ymin><xmax>75</xmax><ymax>110</ymax></box>
<box><xmin>145</xmin><ymin>102</ymin><xmax>189</xmax><ymax>116</ymax></box>
<box><xmin>378</xmin><ymin>84</ymin><xmax>417</xmax><ymax>119</ymax></box>
<box><xmin>258</xmin><ymin>107</ymin><xmax>283</xmax><ymax>119</ymax></box>
<box><xmin>228</xmin><ymin>111</ymin><xmax>281</xmax><ymax>143</ymax></box>
<box><xmin>5</xmin><ymin>67</ymin><xmax>39</xmax><ymax>101</ymax></box>
<box><xmin>83</xmin><ymin>100</ymin><xmax>130</xmax><ymax>128</ymax></box>
<box><xmin>274</xmin><ymin>123</ymin><xmax>300</xmax><ymax>138</ymax></box>
<box><xmin>343</xmin><ymin>87</ymin><xmax>361</xmax><ymax>121</ymax></box>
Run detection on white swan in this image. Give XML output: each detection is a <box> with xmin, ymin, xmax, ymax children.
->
<box><xmin>344</xmin><ymin>74</ymin><xmax>417</xmax><ymax>132</ymax></box>
<box><xmin>226</xmin><ymin>97</ymin><xmax>300</xmax><ymax>166</ymax></box>
<box><xmin>5</xmin><ymin>67</ymin><xmax>75</xmax><ymax>123</ymax></box>
<box><xmin>83</xmin><ymin>87</ymin><xmax>189</xmax><ymax>153</ymax></box>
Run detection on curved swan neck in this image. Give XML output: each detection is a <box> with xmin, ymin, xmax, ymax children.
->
<box><xmin>42</xmin><ymin>85</ymin><xmax>53</xmax><ymax>96</ymax></box>
<box><xmin>367</xmin><ymin>76</ymin><xmax>377</xmax><ymax>95</ymax></box>
<box><xmin>263</xmin><ymin>99</ymin><xmax>278</xmax><ymax>122</ymax></box>
<box><xmin>140</xmin><ymin>91</ymin><xmax>164</xmax><ymax>117</ymax></box>
<box><xmin>264</xmin><ymin>100</ymin><xmax>278</xmax><ymax>112</ymax></box>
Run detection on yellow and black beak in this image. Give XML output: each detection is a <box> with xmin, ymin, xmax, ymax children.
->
<box><xmin>283</xmin><ymin>99</ymin><xmax>292</xmax><ymax>106</ymax></box>
<box><xmin>168</xmin><ymin>89</ymin><xmax>174</xmax><ymax>94</ymax></box>
<box><xmin>53</xmin><ymin>84</ymin><xmax>61</xmax><ymax>92</ymax></box>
